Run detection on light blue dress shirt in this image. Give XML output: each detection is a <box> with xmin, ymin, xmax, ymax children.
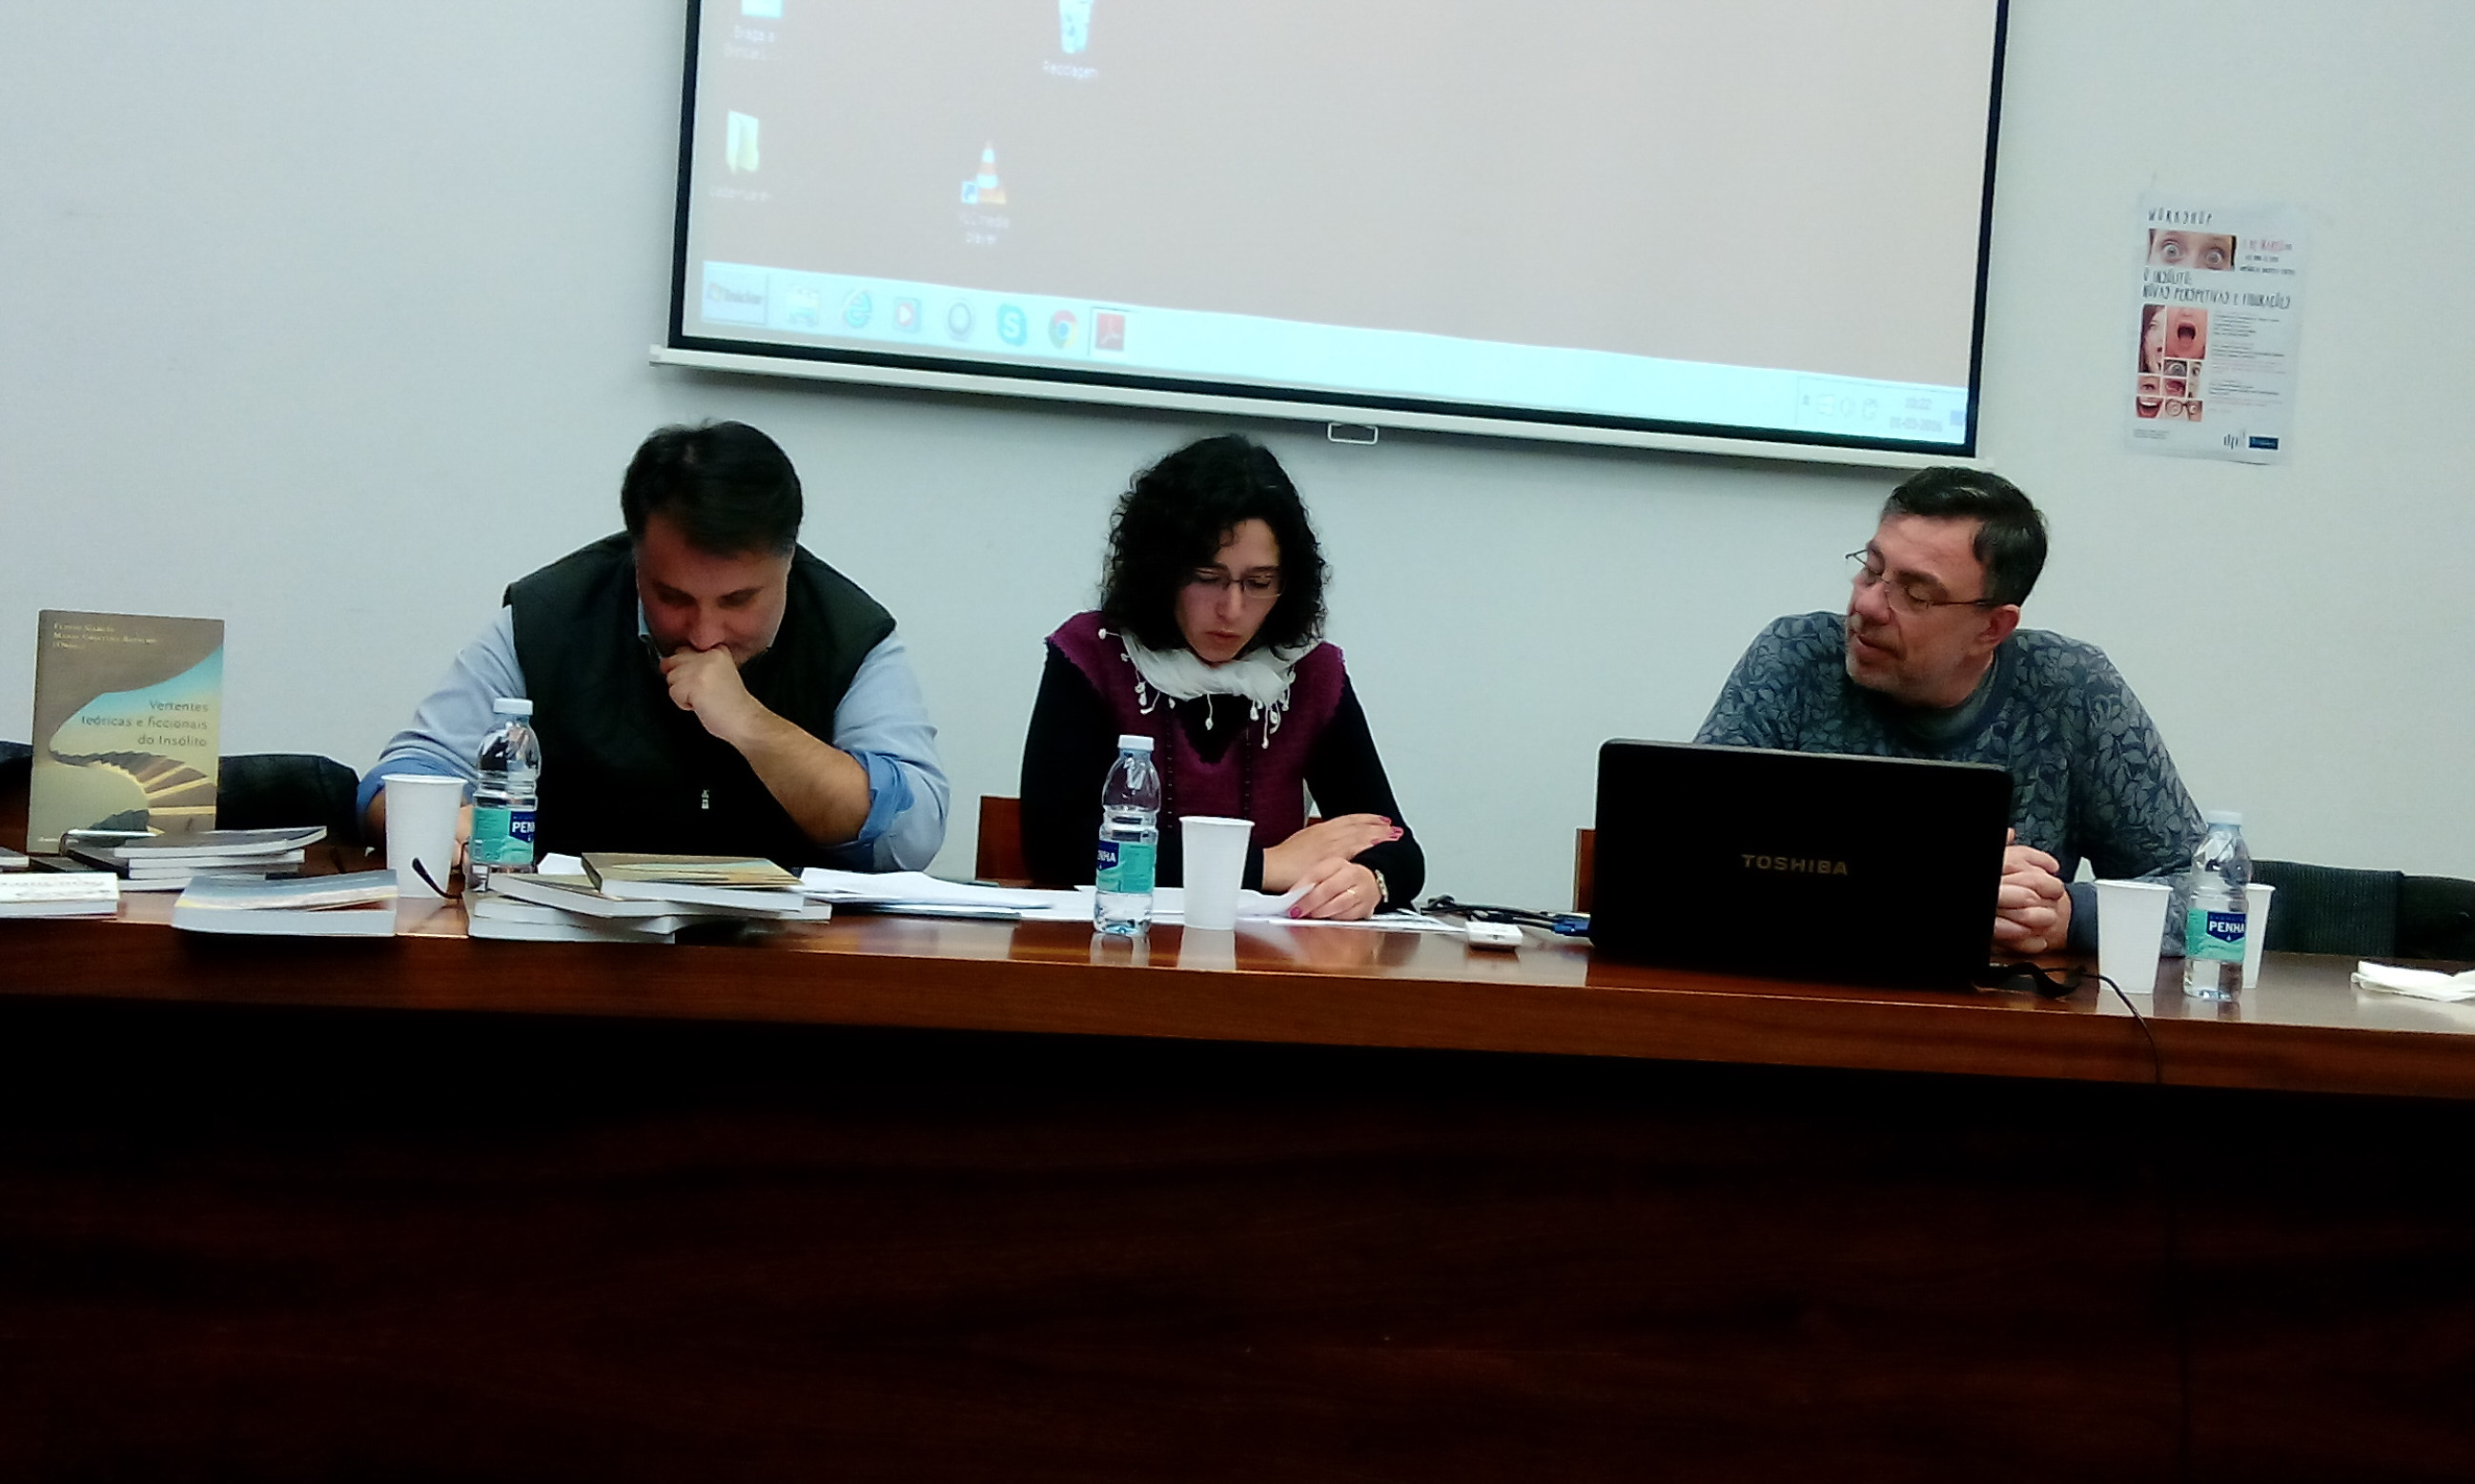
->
<box><xmin>358</xmin><ymin>606</ymin><xmax>949</xmax><ymax>871</ymax></box>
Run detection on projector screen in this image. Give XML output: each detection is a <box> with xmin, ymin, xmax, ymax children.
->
<box><xmin>667</xmin><ymin>1</ymin><xmax>2007</xmax><ymax>460</ymax></box>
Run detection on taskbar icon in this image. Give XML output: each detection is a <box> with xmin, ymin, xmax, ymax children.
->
<box><xmin>1092</xmin><ymin>308</ymin><xmax>1129</xmax><ymax>356</ymax></box>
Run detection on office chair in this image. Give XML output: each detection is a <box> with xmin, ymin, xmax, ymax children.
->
<box><xmin>975</xmin><ymin>795</ymin><xmax>1033</xmax><ymax>886</ymax></box>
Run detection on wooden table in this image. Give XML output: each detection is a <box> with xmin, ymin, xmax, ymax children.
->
<box><xmin>20</xmin><ymin>885</ymin><xmax>2475</xmax><ymax>1097</ymax></box>
<box><xmin>3</xmin><ymin>893</ymin><xmax>2472</xmax><ymax>1480</ymax></box>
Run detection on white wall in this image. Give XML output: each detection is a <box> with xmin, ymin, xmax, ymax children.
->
<box><xmin>4</xmin><ymin>2</ymin><xmax>2470</xmax><ymax>903</ymax></box>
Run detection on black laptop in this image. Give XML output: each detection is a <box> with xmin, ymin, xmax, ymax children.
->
<box><xmin>1590</xmin><ymin>740</ymin><xmax>2012</xmax><ymax>990</ymax></box>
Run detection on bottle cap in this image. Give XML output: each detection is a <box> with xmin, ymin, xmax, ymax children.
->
<box><xmin>492</xmin><ymin>697</ymin><xmax>535</xmax><ymax>718</ymax></box>
<box><xmin>2204</xmin><ymin>809</ymin><xmax>2243</xmax><ymax>827</ymax></box>
<box><xmin>1115</xmin><ymin>734</ymin><xmax>1154</xmax><ymax>753</ymax></box>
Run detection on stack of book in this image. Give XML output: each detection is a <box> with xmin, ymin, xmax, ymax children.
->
<box><xmin>0</xmin><ymin>873</ymin><xmax>121</xmax><ymax>919</ymax></box>
<box><xmin>65</xmin><ymin>826</ymin><xmax>326</xmax><ymax>890</ymax></box>
<box><xmin>465</xmin><ymin>854</ymin><xmax>829</xmax><ymax>944</ymax></box>
<box><xmin>171</xmin><ymin>872</ymin><xmax>399</xmax><ymax>937</ymax></box>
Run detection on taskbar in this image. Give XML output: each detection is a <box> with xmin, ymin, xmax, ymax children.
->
<box><xmin>690</xmin><ymin>259</ymin><xmax>1971</xmax><ymax>448</ymax></box>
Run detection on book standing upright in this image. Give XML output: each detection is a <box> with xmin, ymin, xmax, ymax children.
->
<box><xmin>28</xmin><ymin>611</ymin><xmax>224</xmax><ymax>853</ymax></box>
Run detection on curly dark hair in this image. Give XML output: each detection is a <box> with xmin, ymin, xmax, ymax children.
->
<box><xmin>1099</xmin><ymin>435</ymin><xmax>1328</xmax><ymax>655</ymax></box>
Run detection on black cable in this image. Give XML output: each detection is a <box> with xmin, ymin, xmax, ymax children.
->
<box><xmin>2096</xmin><ymin>970</ymin><xmax>2192</xmax><ymax>1484</ymax></box>
<box><xmin>412</xmin><ymin>858</ymin><xmax>461</xmax><ymax>901</ymax></box>
<box><xmin>1420</xmin><ymin>896</ymin><xmax>1590</xmax><ymax>935</ymax></box>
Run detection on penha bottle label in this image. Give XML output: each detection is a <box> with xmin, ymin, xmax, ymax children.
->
<box><xmin>1095</xmin><ymin>837</ymin><xmax>1154</xmax><ymax>896</ymax></box>
<box><xmin>470</xmin><ymin>806</ymin><xmax>537</xmax><ymax>866</ymax></box>
<box><xmin>2185</xmin><ymin>907</ymin><xmax>2245</xmax><ymax>962</ymax></box>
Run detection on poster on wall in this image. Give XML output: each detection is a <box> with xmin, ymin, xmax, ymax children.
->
<box><xmin>2126</xmin><ymin>197</ymin><xmax>2306</xmax><ymax>464</ymax></box>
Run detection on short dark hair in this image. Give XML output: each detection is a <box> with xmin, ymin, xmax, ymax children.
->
<box><xmin>1100</xmin><ymin>435</ymin><xmax>1327</xmax><ymax>655</ymax></box>
<box><xmin>1881</xmin><ymin>466</ymin><xmax>2048</xmax><ymax>606</ymax></box>
<box><xmin>620</xmin><ymin>421</ymin><xmax>803</xmax><ymax>557</ymax></box>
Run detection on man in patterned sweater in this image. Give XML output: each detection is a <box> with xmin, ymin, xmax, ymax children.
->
<box><xmin>1696</xmin><ymin>467</ymin><xmax>2202</xmax><ymax>958</ymax></box>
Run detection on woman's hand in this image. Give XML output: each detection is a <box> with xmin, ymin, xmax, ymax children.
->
<box><xmin>1288</xmin><ymin>858</ymin><xmax>1380</xmax><ymax>921</ymax></box>
<box><xmin>1259</xmin><ymin>813</ymin><xmax>1400</xmax><ymax>892</ymax></box>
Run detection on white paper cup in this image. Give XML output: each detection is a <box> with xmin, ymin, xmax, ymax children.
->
<box><xmin>1179</xmin><ymin>816</ymin><xmax>1253</xmax><ymax>931</ymax></box>
<box><xmin>382</xmin><ymin>773</ymin><xmax>466</xmax><ymax>901</ymax></box>
<box><xmin>2241</xmin><ymin>883</ymin><xmax>2277</xmax><ymax>990</ymax></box>
<box><xmin>1177</xmin><ymin>927</ymin><xmax>1237</xmax><ymax>972</ymax></box>
<box><xmin>2094</xmin><ymin>880</ymin><xmax>2174</xmax><ymax>996</ymax></box>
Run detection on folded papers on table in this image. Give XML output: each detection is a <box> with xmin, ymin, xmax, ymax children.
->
<box><xmin>2352</xmin><ymin>961</ymin><xmax>2475</xmax><ymax>1003</ymax></box>
<box><xmin>797</xmin><ymin>869</ymin><xmax>1453</xmax><ymax>929</ymax></box>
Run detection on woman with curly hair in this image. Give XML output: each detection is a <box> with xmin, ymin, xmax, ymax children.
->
<box><xmin>1018</xmin><ymin>435</ymin><xmax>1422</xmax><ymax>920</ymax></box>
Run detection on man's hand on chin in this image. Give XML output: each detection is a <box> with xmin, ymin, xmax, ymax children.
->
<box><xmin>655</xmin><ymin>641</ymin><xmax>869</xmax><ymax>846</ymax></box>
<box><xmin>662</xmin><ymin>646</ymin><xmax>770</xmax><ymax>745</ymax></box>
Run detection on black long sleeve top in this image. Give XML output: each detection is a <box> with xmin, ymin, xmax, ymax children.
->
<box><xmin>1017</xmin><ymin>643</ymin><xmax>1426</xmax><ymax>907</ymax></box>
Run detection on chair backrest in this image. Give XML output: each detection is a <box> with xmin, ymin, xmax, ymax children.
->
<box><xmin>217</xmin><ymin>754</ymin><xmax>365</xmax><ymax>844</ymax></box>
<box><xmin>976</xmin><ymin>796</ymin><xmax>1033</xmax><ymax>886</ymax></box>
<box><xmin>1</xmin><ymin>743</ymin><xmax>29</xmax><ymax>849</ymax></box>
<box><xmin>974</xmin><ymin>796</ymin><xmax>1329</xmax><ymax>890</ymax></box>
<box><xmin>2401</xmin><ymin>875</ymin><xmax>2475</xmax><ymax>963</ymax></box>
<box><xmin>2253</xmin><ymin>859</ymin><xmax>2403</xmax><ymax>958</ymax></box>
<box><xmin>1574</xmin><ymin>826</ymin><xmax>1596</xmax><ymax>915</ymax></box>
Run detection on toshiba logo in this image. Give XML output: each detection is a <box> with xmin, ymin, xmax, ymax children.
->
<box><xmin>1742</xmin><ymin>854</ymin><xmax>1850</xmax><ymax>876</ymax></box>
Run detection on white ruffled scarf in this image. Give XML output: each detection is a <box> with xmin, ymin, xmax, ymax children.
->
<box><xmin>1105</xmin><ymin>627</ymin><xmax>1319</xmax><ymax>749</ymax></box>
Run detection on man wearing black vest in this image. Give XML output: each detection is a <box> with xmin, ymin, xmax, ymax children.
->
<box><xmin>358</xmin><ymin>421</ymin><xmax>948</xmax><ymax>870</ymax></box>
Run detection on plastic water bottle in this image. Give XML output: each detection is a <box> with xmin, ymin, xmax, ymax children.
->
<box><xmin>2182</xmin><ymin>810</ymin><xmax>2251</xmax><ymax>1000</ymax></box>
<box><xmin>468</xmin><ymin>697</ymin><xmax>540</xmax><ymax>892</ymax></box>
<box><xmin>1094</xmin><ymin>734</ymin><xmax>1160</xmax><ymax>935</ymax></box>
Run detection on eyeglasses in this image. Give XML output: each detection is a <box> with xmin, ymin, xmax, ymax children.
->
<box><xmin>1845</xmin><ymin>550</ymin><xmax>1995</xmax><ymax>616</ymax></box>
<box><xmin>1186</xmin><ymin>568</ymin><xmax>1281</xmax><ymax>601</ymax></box>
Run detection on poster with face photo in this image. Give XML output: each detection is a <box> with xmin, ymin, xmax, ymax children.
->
<box><xmin>2127</xmin><ymin>197</ymin><xmax>2306</xmax><ymax>464</ymax></box>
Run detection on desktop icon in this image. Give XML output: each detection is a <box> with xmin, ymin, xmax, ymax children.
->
<box><xmin>742</xmin><ymin>0</ymin><xmax>783</xmax><ymax>15</ymax></box>
<box><xmin>1059</xmin><ymin>0</ymin><xmax>1094</xmax><ymax>54</ymax></box>
<box><xmin>1093</xmin><ymin>310</ymin><xmax>1127</xmax><ymax>354</ymax></box>
<box><xmin>700</xmin><ymin>264</ymin><xmax>770</xmax><ymax>326</ymax></box>
<box><xmin>959</xmin><ymin>144</ymin><xmax>1008</xmax><ymax>207</ymax></box>
<box><xmin>947</xmin><ymin>301</ymin><xmax>975</xmax><ymax>340</ymax></box>
<box><xmin>726</xmin><ymin>112</ymin><xmax>760</xmax><ymax>173</ymax></box>
<box><xmin>782</xmin><ymin>284</ymin><xmax>824</xmax><ymax>332</ymax></box>
<box><xmin>843</xmin><ymin>291</ymin><xmax>873</xmax><ymax>330</ymax></box>
<box><xmin>893</xmin><ymin>297</ymin><xmax>921</xmax><ymax>334</ymax></box>
<box><xmin>996</xmin><ymin>304</ymin><xmax>1029</xmax><ymax>346</ymax></box>
<box><xmin>1048</xmin><ymin>310</ymin><xmax>1078</xmax><ymax>350</ymax></box>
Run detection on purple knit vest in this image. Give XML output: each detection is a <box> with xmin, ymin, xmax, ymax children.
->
<box><xmin>1048</xmin><ymin>611</ymin><xmax>1346</xmax><ymax>851</ymax></box>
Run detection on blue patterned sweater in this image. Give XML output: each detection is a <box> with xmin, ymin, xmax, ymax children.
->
<box><xmin>1695</xmin><ymin>612</ymin><xmax>2204</xmax><ymax>955</ymax></box>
